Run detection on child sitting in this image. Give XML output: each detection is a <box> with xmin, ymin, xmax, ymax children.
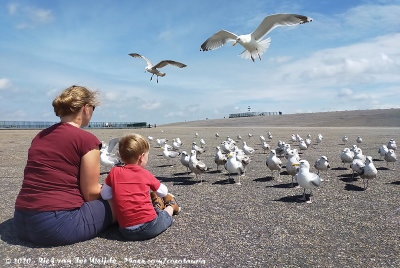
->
<box><xmin>101</xmin><ymin>134</ymin><xmax>180</xmax><ymax>241</ymax></box>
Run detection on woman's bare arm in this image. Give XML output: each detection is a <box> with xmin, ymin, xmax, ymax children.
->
<box><xmin>80</xmin><ymin>148</ymin><xmax>102</xmax><ymax>201</ymax></box>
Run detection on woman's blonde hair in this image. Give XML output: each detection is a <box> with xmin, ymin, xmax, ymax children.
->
<box><xmin>52</xmin><ymin>85</ymin><xmax>99</xmax><ymax>117</ymax></box>
<box><xmin>119</xmin><ymin>134</ymin><xmax>150</xmax><ymax>163</ymax></box>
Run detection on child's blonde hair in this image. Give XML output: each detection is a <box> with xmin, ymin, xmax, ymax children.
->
<box><xmin>52</xmin><ymin>85</ymin><xmax>99</xmax><ymax>117</ymax></box>
<box><xmin>119</xmin><ymin>134</ymin><xmax>150</xmax><ymax>163</ymax></box>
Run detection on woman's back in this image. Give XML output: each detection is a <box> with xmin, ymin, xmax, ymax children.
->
<box><xmin>15</xmin><ymin>122</ymin><xmax>101</xmax><ymax>211</ymax></box>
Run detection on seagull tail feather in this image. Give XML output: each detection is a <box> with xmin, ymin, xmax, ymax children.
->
<box><xmin>239</xmin><ymin>37</ymin><xmax>271</xmax><ymax>60</ymax></box>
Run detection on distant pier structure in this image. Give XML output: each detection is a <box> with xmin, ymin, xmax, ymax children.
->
<box><xmin>0</xmin><ymin>121</ymin><xmax>147</xmax><ymax>129</ymax></box>
<box><xmin>229</xmin><ymin>111</ymin><xmax>282</xmax><ymax>118</ymax></box>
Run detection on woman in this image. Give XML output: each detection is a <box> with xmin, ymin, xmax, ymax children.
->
<box><xmin>14</xmin><ymin>85</ymin><xmax>116</xmax><ymax>246</ymax></box>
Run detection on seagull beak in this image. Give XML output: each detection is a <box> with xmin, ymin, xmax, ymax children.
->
<box><xmin>292</xmin><ymin>163</ymin><xmax>299</xmax><ymax>166</ymax></box>
<box><xmin>232</xmin><ymin>41</ymin><xmax>237</xmax><ymax>46</ymax></box>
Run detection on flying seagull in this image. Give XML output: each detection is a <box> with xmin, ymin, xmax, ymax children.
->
<box><xmin>129</xmin><ymin>53</ymin><xmax>187</xmax><ymax>83</ymax></box>
<box><xmin>200</xmin><ymin>13</ymin><xmax>312</xmax><ymax>62</ymax></box>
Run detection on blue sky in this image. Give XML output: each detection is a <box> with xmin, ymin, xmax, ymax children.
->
<box><xmin>1</xmin><ymin>0</ymin><xmax>400</xmax><ymax>125</ymax></box>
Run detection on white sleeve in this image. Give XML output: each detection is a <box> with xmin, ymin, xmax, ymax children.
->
<box><xmin>155</xmin><ymin>183</ymin><xmax>168</xmax><ymax>197</ymax></box>
<box><xmin>100</xmin><ymin>184</ymin><xmax>113</xmax><ymax>200</ymax></box>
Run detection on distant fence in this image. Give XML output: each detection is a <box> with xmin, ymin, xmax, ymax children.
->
<box><xmin>229</xmin><ymin>112</ymin><xmax>282</xmax><ymax>118</ymax></box>
<box><xmin>0</xmin><ymin>121</ymin><xmax>148</xmax><ymax>129</ymax></box>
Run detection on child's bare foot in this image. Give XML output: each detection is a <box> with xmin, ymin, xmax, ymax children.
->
<box><xmin>163</xmin><ymin>194</ymin><xmax>181</xmax><ymax>215</ymax></box>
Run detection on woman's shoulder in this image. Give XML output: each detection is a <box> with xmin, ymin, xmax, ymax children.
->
<box><xmin>63</xmin><ymin>124</ymin><xmax>99</xmax><ymax>141</ymax></box>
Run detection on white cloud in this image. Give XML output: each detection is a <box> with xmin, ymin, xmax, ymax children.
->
<box><xmin>140</xmin><ymin>101</ymin><xmax>161</xmax><ymax>110</ymax></box>
<box><xmin>337</xmin><ymin>88</ymin><xmax>353</xmax><ymax>97</ymax></box>
<box><xmin>8</xmin><ymin>3</ymin><xmax>18</xmax><ymax>15</ymax></box>
<box><xmin>0</xmin><ymin>78</ymin><xmax>11</xmax><ymax>90</ymax></box>
<box><xmin>271</xmin><ymin>33</ymin><xmax>400</xmax><ymax>87</ymax></box>
<box><xmin>9</xmin><ymin>4</ymin><xmax>54</xmax><ymax>29</ymax></box>
<box><xmin>343</xmin><ymin>4</ymin><xmax>400</xmax><ymax>34</ymax></box>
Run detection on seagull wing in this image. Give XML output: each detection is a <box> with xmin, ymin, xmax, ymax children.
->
<box><xmin>310</xmin><ymin>173</ymin><xmax>321</xmax><ymax>187</ymax></box>
<box><xmin>251</xmin><ymin>14</ymin><xmax>312</xmax><ymax>41</ymax></box>
<box><xmin>129</xmin><ymin>53</ymin><xmax>153</xmax><ymax>68</ymax></box>
<box><xmin>196</xmin><ymin>161</ymin><xmax>207</xmax><ymax>172</ymax></box>
<box><xmin>107</xmin><ymin>137</ymin><xmax>120</xmax><ymax>154</ymax></box>
<box><xmin>200</xmin><ymin>30</ymin><xmax>238</xmax><ymax>51</ymax></box>
<box><xmin>154</xmin><ymin>60</ymin><xmax>187</xmax><ymax>69</ymax></box>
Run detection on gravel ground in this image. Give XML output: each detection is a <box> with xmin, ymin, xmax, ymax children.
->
<box><xmin>0</xmin><ymin>113</ymin><xmax>399</xmax><ymax>267</ymax></box>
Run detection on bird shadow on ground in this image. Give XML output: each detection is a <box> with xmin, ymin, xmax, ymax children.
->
<box><xmin>373</xmin><ymin>158</ymin><xmax>384</xmax><ymax>162</ymax></box>
<box><xmin>208</xmin><ymin>169</ymin><xmax>224</xmax><ymax>174</ymax></box>
<box><xmin>157</xmin><ymin>164</ymin><xmax>174</xmax><ymax>168</ymax></box>
<box><xmin>344</xmin><ymin>183</ymin><xmax>364</xmax><ymax>191</ymax></box>
<box><xmin>100</xmin><ymin>171</ymin><xmax>110</xmax><ymax>175</ymax></box>
<box><xmin>173</xmin><ymin>171</ymin><xmax>191</xmax><ymax>176</ymax></box>
<box><xmin>389</xmin><ymin>181</ymin><xmax>400</xmax><ymax>185</ymax></box>
<box><xmin>253</xmin><ymin>176</ymin><xmax>274</xmax><ymax>182</ymax></box>
<box><xmin>266</xmin><ymin>182</ymin><xmax>298</xmax><ymax>189</ymax></box>
<box><xmin>332</xmin><ymin>167</ymin><xmax>348</xmax><ymax>171</ymax></box>
<box><xmin>339</xmin><ymin>174</ymin><xmax>358</xmax><ymax>182</ymax></box>
<box><xmin>213</xmin><ymin>178</ymin><xmax>236</xmax><ymax>185</ymax></box>
<box><xmin>157</xmin><ymin>176</ymin><xmax>199</xmax><ymax>185</ymax></box>
<box><xmin>377</xmin><ymin>167</ymin><xmax>390</xmax><ymax>170</ymax></box>
<box><xmin>274</xmin><ymin>194</ymin><xmax>310</xmax><ymax>203</ymax></box>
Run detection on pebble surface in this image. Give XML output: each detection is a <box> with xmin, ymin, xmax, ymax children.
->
<box><xmin>0</xmin><ymin>120</ymin><xmax>399</xmax><ymax>267</ymax></box>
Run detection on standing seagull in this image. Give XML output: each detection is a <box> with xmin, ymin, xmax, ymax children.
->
<box><xmin>129</xmin><ymin>53</ymin><xmax>187</xmax><ymax>83</ymax></box>
<box><xmin>286</xmin><ymin>149</ymin><xmax>300</xmax><ymax>187</ymax></box>
<box><xmin>162</xmin><ymin>146</ymin><xmax>180</xmax><ymax>166</ymax></box>
<box><xmin>200</xmin><ymin>14</ymin><xmax>312</xmax><ymax>62</ymax></box>
<box><xmin>314</xmin><ymin>156</ymin><xmax>330</xmax><ymax>180</ymax></box>
<box><xmin>214</xmin><ymin>146</ymin><xmax>228</xmax><ymax>172</ymax></box>
<box><xmin>361</xmin><ymin>156</ymin><xmax>377</xmax><ymax>190</ymax></box>
<box><xmin>180</xmin><ymin>151</ymin><xmax>190</xmax><ymax>174</ymax></box>
<box><xmin>293</xmin><ymin>160</ymin><xmax>321</xmax><ymax>203</ymax></box>
<box><xmin>378</xmin><ymin>144</ymin><xmax>389</xmax><ymax>160</ymax></box>
<box><xmin>266</xmin><ymin>149</ymin><xmax>282</xmax><ymax>180</ymax></box>
<box><xmin>188</xmin><ymin>150</ymin><xmax>208</xmax><ymax>184</ymax></box>
<box><xmin>384</xmin><ymin>149</ymin><xmax>397</xmax><ymax>170</ymax></box>
<box><xmin>225</xmin><ymin>151</ymin><xmax>245</xmax><ymax>185</ymax></box>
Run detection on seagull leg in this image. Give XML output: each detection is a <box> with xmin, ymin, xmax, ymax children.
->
<box><xmin>298</xmin><ymin>189</ymin><xmax>307</xmax><ymax>201</ymax></box>
<box><xmin>236</xmin><ymin>174</ymin><xmax>241</xmax><ymax>185</ymax></box>
<box><xmin>258</xmin><ymin>53</ymin><xmax>261</xmax><ymax>61</ymax></box>
<box><xmin>228</xmin><ymin>172</ymin><xmax>234</xmax><ymax>183</ymax></box>
<box><xmin>251</xmin><ymin>55</ymin><xmax>255</xmax><ymax>62</ymax></box>
<box><xmin>364</xmin><ymin>179</ymin><xmax>370</xmax><ymax>191</ymax></box>
<box><xmin>307</xmin><ymin>190</ymin><xmax>313</xmax><ymax>203</ymax></box>
<box><xmin>150</xmin><ymin>74</ymin><xmax>154</xmax><ymax>81</ymax></box>
<box><xmin>157</xmin><ymin>76</ymin><xmax>159</xmax><ymax>83</ymax></box>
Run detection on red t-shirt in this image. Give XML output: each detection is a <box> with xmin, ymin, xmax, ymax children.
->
<box><xmin>15</xmin><ymin>122</ymin><xmax>101</xmax><ymax>211</ymax></box>
<box><xmin>105</xmin><ymin>164</ymin><xmax>161</xmax><ymax>228</ymax></box>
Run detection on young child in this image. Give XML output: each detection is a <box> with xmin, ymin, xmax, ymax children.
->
<box><xmin>100</xmin><ymin>134</ymin><xmax>180</xmax><ymax>241</ymax></box>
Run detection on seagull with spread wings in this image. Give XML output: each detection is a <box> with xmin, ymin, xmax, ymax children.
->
<box><xmin>129</xmin><ymin>53</ymin><xmax>187</xmax><ymax>83</ymax></box>
<box><xmin>200</xmin><ymin>13</ymin><xmax>312</xmax><ymax>62</ymax></box>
